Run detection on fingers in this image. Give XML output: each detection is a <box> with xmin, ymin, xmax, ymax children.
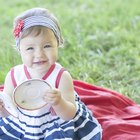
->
<box><xmin>45</xmin><ymin>88</ymin><xmax>59</xmax><ymax>94</ymax></box>
<box><xmin>0</xmin><ymin>99</ymin><xmax>4</xmax><ymax>104</ymax></box>
<box><xmin>43</xmin><ymin>89</ymin><xmax>61</xmax><ymax>105</ymax></box>
<box><xmin>0</xmin><ymin>99</ymin><xmax>4</xmax><ymax>109</ymax></box>
<box><xmin>43</xmin><ymin>92</ymin><xmax>59</xmax><ymax>101</ymax></box>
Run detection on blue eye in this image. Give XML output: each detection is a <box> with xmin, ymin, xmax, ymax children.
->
<box><xmin>27</xmin><ymin>47</ymin><xmax>33</xmax><ymax>50</ymax></box>
<box><xmin>44</xmin><ymin>45</ymin><xmax>51</xmax><ymax>48</ymax></box>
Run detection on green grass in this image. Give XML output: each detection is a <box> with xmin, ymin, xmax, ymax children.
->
<box><xmin>0</xmin><ymin>0</ymin><xmax>140</xmax><ymax>103</ymax></box>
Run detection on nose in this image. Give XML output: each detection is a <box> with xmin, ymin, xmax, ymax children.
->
<box><xmin>35</xmin><ymin>48</ymin><xmax>44</xmax><ymax>58</ymax></box>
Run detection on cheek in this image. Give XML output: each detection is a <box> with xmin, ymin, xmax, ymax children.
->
<box><xmin>52</xmin><ymin>50</ymin><xmax>58</xmax><ymax>59</ymax></box>
<box><xmin>47</xmin><ymin>49</ymin><xmax>58</xmax><ymax>57</ymax></box>
<box><xmin>21</xmin><ymin>55</ymin><xmax>27</xmax><ymax>64</ymax></box>
<box><xmin>20</xmin><ymin>53</ymin><xmax>32</xmax><ymax>64</ymax></box>
<box><xmin>47</xmin><ymin>51</ymin><xmax>58</xmax><ymax>63</ymax></box>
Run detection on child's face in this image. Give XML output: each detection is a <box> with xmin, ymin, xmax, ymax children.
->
<box><xmin>19</xmin><ymin>28</ymin><xmax>58</xmax><ymax>72</ymax></box>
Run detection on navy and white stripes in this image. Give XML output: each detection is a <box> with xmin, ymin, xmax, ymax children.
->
<box><xmin>0</xmin><ymin>95</ymin><xmax>102</xmax><ymax>140</ymax></box>
<box><xmin>0</xmin><ymin>64</ymin><xmax>102</xmax><ymax>140</ymax></box>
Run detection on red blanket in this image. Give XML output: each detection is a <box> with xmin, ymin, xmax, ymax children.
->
<box><xmin>1</xmin><ymin>81</ymin><xmax>140</xmax><ymax>140</ymax></box>
<box><xmin>74</xmin><ymin>80</ymin><xmax>140</xmax><ymax>140</ymax></box>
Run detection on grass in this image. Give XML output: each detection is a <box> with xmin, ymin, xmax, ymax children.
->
<box><xmin>0</xmin><ymin>0</ymin><xmax>140</xmax><ymax>103</ymax></box>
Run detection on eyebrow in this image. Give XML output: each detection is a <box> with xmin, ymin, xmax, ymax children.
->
<box><xmin>21</xmin><ymin>43</ymin><xmax>34</xmax><ymax>47</ymax></box>
<box><xmin>23</xmin><ymin>42</ymin><xmax>52</xmax><ymax>48</ymax></box>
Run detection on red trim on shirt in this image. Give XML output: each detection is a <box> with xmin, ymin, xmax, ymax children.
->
<box><xmin>50</xmin><ymin>68</ymin><xmax>66</xmax><ymax>116</ymax></box>
<box><xmin>55</xmin><ymin>68</ymin><xmax>66</xmax><ymax>88</ymax></box>
<box><xmin>0</xmin><ymin>85</ymin><xmax>4</xmax><ymax>91</ymax></box>
<box><xmin>42</xmin><ymin>64</ymin><xmax>56</xmax><ymax>80</ymax></box>
<box><xmin>24</xmin><ymin>65</ymin><xmax>31</xmax><ymax>79</ymax></box>
<box><xmin>24</xmin><ymin>63</ymin><xmax>56</xmax><ymax>80</ymax></box>
<box><xmin>11</xmin><ymin>68</ymin><xmax>17</xmax><ymax>88</ymax></box>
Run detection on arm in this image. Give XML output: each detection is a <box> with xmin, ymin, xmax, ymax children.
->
<box><xmin>0</xmin><ymin>71</ymin><xmax>15</xmax><ymax>116</ymax></box>
<box><xmin>53</xmin><ymin>71</ymin><xmax>77</xmax><ymax>120</ymax></box>
<box><xmin>3</xmin><ymin>71</ymin><xmax>15</xmax><ymax>97</ymax></box>
<box><xmin>44</xmin><ymin>71</ymin><xmax>77</xmax><ymax>120</ymax></box>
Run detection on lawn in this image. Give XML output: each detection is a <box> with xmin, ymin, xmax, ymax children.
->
<box><xmin>0</xmin><ymin>0</ymin><xmax>140</xmax><ymax>103</ymax></box>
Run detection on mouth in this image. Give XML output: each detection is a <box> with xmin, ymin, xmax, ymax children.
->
<box><xmin>33</xmin><ymin>61</ymin><xmax>48</xmax><ymax>65</ymax></box>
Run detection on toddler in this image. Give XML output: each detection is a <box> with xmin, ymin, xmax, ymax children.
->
<box><xmin>0</xmin><ymin>7</ymin><xmax>102</xmax><ymax>140</ymax></box>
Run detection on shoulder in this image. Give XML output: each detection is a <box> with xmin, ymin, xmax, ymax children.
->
<box><xmin>59</xmin><ymin>70</ymin><xmax>74</xmax><ymax>91</ymax></box>
<box><xmin>3</xmin><ymin>64</ymin><xmax>23</xmax><ymax>95</ymax></box>
<box><xmin>3</xmin><ymin>70</ymin><xmax>14</xmax><ymax>96</ymax></box>
<box><xmin>55</xmin><ymin>62</ymin><xmax>63</xmax><ymax>69</ymax></box>
<box><xmin>55</xmin><ymin>63</ymin><xmax>73</xmax><ymax>85</ymax></box>
<box><xmin>54</xmin><ymin>62</ymin><xmax>73</xmax><ymax>89</ymax></box>
<box><xmin>61</xmin><ymin>71</ymin><xmax>73</xmax><ymax>82</ymax></box>
<box><xmin>10</xmin><ymin>64</ymin><xmax>24</xmax><ymax>79</ymax></box>
<box><xmin>58</xmin><ymin>69</ymin><xmax>75</xmax><ymax>104</ymax></box>
<box><xmin>11</xmin><ymin>64</ymin><xmax>24</xmax><ymax>70</ymax></box>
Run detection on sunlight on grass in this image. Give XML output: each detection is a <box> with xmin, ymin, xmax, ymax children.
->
<box><xmin>0</xmin><ymin>0</ymin><xmax>140</xmax><ymax>103</ymax></box>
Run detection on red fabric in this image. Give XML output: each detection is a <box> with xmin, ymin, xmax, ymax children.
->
<box><xmin>73</xmin><ymin>80</ymin><xmax>140</xmax><ymax>140</ymax></box>
<box><xmin>1</xmin><ymin>80</ymin><xmax>140</xmax><ymax>140</ymax></box>
<box><xmin>0</xmin><ymin>85</ymin><xmax>4</xmax><ymax>91</ymax></box>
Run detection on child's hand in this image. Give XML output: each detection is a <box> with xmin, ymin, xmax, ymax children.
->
<box><xmin>0</xmin><ymin>99</ymin><xmax>4</xmax><ymax>110</ymax></box>
<box><xmin>0</xmin><ymin>99</ymin><xmax>5</xmax><ymax>116</ymax></box>
<box><xmin>0</xmin><ymin>98</ymin><xmax>11</xmax><ymax>117</ymax></box>
<box><xmin>43</xmin><ymin>88</ymin><xmax>62</xmax><ymax>106</ymax></box>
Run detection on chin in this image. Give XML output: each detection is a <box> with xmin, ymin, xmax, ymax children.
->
<box><xmin>36</xmin><ymin>64</ymin><xmax>50</xmax><ymax>71</ymax></box>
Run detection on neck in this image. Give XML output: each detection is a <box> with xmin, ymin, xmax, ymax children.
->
<box><xmin>26</xmin><ymin>67</ymin><xmax>49</xmax><ymax>79</ymax></box>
